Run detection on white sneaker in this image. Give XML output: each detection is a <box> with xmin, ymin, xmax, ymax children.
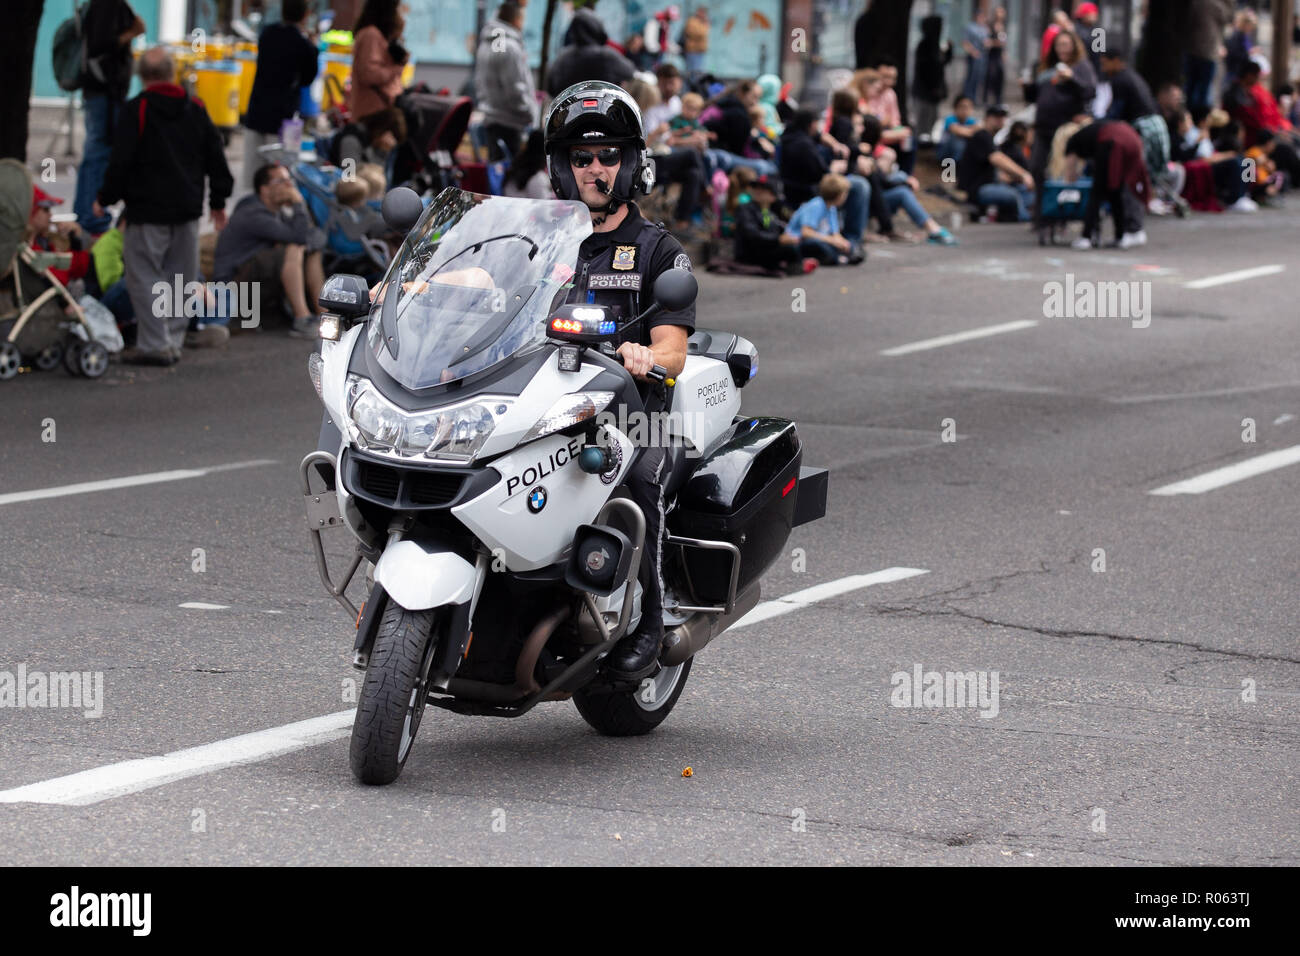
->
<box><xmin>1227</xmin><ymin>196</ymin><xmax>1259</xmax><ymax>213</ymax></box>
<box><xmin>1071</xmin><ymin>237</ymin><xmax>1095</xmax><ymax>250</ymax></box>
<box><xmin>1148</xmin><ymin>198</ymin><xmax>1173</xmax><ymax>216</ymax></box>
<box><xmin>1118</xmin><ymin>230</ymin><xmax>1148</xmax><ymax>249</ymax></box>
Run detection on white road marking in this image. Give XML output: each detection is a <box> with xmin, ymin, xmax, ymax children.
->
<box><xmin>732</xmin><ymin>567</ymin><xmax>931</xmax><ymax>628</ymax></box>
<box><xmin>178</xmin><ymin>602</ymin><xmax>230</xmax><ymax>610</ymax></box>
<box><xmin>0</xmin><ymin>459</ymin><xmax>278</xmax><ymax>507</ymax></box>
<box><xmin>1149</xmin><ymin>445</ymin><xmax>1300</xmax><ymax>495</ymax></box>
<box><xmin>0</xmin><ymin>569</ymin><xmax>929</xmax><ymax>806</ymax></box>
<box><xmin>1183</xmin><ymin>264</ymin><xmax>1284</xmax><ymax>289</ymax></box>
<box><xmin>0</xmin><ymin>712</ymin><xmax>354</xmax><ymax>806</ymax></box>
<box><xmin>880</xmin><ymin>320</ymin><xmax>1038</xmax><ymax>356</ymax></box>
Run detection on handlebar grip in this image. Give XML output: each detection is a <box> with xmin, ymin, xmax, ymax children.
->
<box><xmin>647</xmin><ymin>364</ymin><xmax>667</xmax><ymax>383</ymax></box>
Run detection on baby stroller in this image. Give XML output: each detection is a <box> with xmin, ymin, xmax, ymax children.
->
<box><xmin>291</xmin><ymin>161</ymin><xmax>390</xmax><ymax>277</ymax></box>
<box><xmin>0</xmin><ymin>160</ymin><xmax>110</xmax><ymax>381</ymax></box>
<box><xmin>391</xmin><ymin>88</ymin><xmax>475</xmax><ymax>194</ymax></box>
<box><xmin>1037</xmin><ymin>178</ymin><xmax>1093</xmax><ymax>246</ymax></box>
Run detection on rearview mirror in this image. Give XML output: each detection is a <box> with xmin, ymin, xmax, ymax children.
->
<box><xmin>653</xmin><ymin>268</ymin><xmax>698</xmax><ymax>313</ymax></box>
<box><xmin>382</xmin><ymin>186</ymin><xmax>424</xmax><ymax>234</ymax></box>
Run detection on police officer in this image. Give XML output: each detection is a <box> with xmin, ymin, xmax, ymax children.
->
<box><xmin>543</xmin><ymin>81</ymin><xmax>695</xmax><ymax>680</ymax></box>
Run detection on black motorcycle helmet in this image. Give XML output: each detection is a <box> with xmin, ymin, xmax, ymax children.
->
<box><xmin>543</xmin><ymin>80</ymin><xmax>656</xmax><ymax>209</ymax></box>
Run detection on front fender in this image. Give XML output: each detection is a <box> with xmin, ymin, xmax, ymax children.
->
<box><xmin>374</xmin><ymin>540</ymin><xmax>476</xmax><ymax>610</ymax></box>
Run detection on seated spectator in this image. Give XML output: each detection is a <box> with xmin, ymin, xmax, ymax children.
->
<box><xmin>644</xmin><ymin>63</ymin><xmax>684</xmax><ymax>141</ymax></box>
<box><xmin>937</xmin><ymin>95</ymin><xmax>979</xmax><ymax>165</ymax></box>
<box><xmin>784</xmin><ymin>173</ymin><xmax>865</xmax><ymax>265</ymax></box>
<box><xmin>869</xmin><ymin>59</ymin><xmax>916</xmax><ymax>173</ymax></box>
<box><xmin>720</xmin><ymin>166</ymin><xmax>756</xmax><ymax>239</ymax></box>
<box><xmin>330</xmin><ymin>107</ymin><xmax>407</xmax><ymax>175</ymax></box>
<box><xmin>643</xmin><ymin>86</ymin><xmax>708</xmax><ymax>237</ymax></box>
<box><xmin>1226</xmin><ymin>61</ymin><xmax>1300</xmax><ymax>186</ymax></box>
<box><xmin>356</xmin><ymin>163</ymin><xmax>388</xmax><ymax>201</ymax></box>
<box><xmin>778</xmin><ymin>108</ymin><xmax>872</xmax><ymax>248</ymax></box>
<box><xmin>733</xmin><ymin>175</ymin><xmax>814</xmax><ymax>274</ymax></box>
<box><xmin>702</xmin><ymin>80</ymin><xmax>777</xmax><ymax>175</ymax></box>
<box><xmin>828</xmin><ymin>90</ymin><xmax>875</xmax><ymax>178</ymax></box>
<box><xmin>335</xmin><ymin>179</ymin><xmax>388</xmax><ymax>235</ymax></box>
<box><xmin>957</xmin><ymin>104</ymin><xmax>1035</xmax><ymax>221</ymax></box>
<box><xmin>874</xmin><ymin>150</ymin><xmax>959</xmax><ymax>243</ymax></box>
<box><xmin>503</xmin><ymin>129</ymin><xmax>554</xmax><ymax>200</ymax></box>
<box><xmin>1063</xmin><ymin>119</ymin><xmax>1150</xmax><ymax>249</ymax></box>
<box><xmin>1003</xmin><ymin>120</ymin><xmax>1033</xmax><ymax>166</ymax></box>
<box><xmin>747</xmin><ymin>105</ymin><xmax>777</xmax><ymax>163</ymax></box>
<box><xmin>27</xmin><ymin>187</ymin><xmax>91</xmax><ymax>288</ymax></box>
<box><xmin>213</xmin><ymin>163</ymin><xmax>323</xmax><ymax>337</ymax></box>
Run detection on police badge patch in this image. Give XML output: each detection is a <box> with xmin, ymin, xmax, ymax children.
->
<box><xmin>612</xmin><ymin>245</ymin><xmax>637</xmax><ymax>270</ymax></box>
<box><xmin>673</xmin><ymin>253</ymin><xmax>692</xmax><ymax>272</ymax></box>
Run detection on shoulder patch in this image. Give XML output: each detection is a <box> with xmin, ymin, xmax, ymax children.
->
<box><xmin>673</xmin><ymin>252</ymin><xmax>692</xmax><ymax>272</ymax></box>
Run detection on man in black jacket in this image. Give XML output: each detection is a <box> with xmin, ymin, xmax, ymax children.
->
<box><xmin>96</xmin><ymin>48</ymin><xmax>234</xmax><ymax>365</ymax></box>
<box><xmin>544</xmin><ymin>10</ymin><xmax>634</xmax><ymax>96</ymax></box>
<box><xmin>241</xmin><ymin>0</ymin><xmax>319</xmax><ymax>193</ymax></box>
<box><xmin>74</xmin><ymin>0</ymin><xmax>145</xmax><ymax>235</ymax></box>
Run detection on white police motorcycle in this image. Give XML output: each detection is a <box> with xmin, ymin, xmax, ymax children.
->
<box><xmin>303</xmin><ymin>187</ymin><xmax>827</xmax><ymax>785</ymax></box>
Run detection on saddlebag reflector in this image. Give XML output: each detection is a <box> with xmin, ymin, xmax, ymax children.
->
<box><xmin>792</xmin><ymin>466</ymin><xmax>828</xmax><ymax>527</ymax></box>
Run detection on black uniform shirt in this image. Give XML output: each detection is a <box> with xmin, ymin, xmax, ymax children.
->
<box><xmin>569</xmin><ymin>203</ymin><xmax>695</xmax><ymax>350</ymax></box>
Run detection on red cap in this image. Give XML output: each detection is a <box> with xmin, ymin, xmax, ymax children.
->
<box><xmin>31</xmin><ymin>185</ymin><xmax>63</xmax><ymax>213</ymax></box>
<box><xmin>1074</xmin><ymin>2</ymin><xmax>1099</xmax><ymax>17</ymax></box>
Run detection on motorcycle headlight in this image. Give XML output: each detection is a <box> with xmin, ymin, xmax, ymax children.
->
<box><xmin>346</xmin><ymin>376</ymin><xmax>512</xmax><ymax>462</ymax></box>
<box><xmin>521</xmin><ymin>391</ymin><xmax>615</xmax><ymax>443</ymax></box>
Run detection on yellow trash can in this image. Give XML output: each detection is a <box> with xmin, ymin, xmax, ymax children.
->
<box><xmin>193</xmin><ymin>60</ymin><xmax>241</xmax><ymax>135</ymax></box>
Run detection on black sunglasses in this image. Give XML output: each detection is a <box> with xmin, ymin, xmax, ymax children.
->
<box><xmin>570</xmin><ymin>147</ymin><xmax>623</xmax><ymax>168</ymax></box>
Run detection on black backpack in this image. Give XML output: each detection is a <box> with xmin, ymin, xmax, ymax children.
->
<box><xmin>53</xmin><ymin>4</ymin><xmax>90</xmax><ymax>92</ymax></box>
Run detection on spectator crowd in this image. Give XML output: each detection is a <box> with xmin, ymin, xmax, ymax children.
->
<box><xmin>29</xmin><ymin>0</ymin><xmax>1300</xmax><ymax>366</ymax></box>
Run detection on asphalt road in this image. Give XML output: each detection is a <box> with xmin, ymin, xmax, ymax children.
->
<box><xmin>1</xmin><ymin>207</ymin><xmax>1297</xmax><ymax>865</ymax></box>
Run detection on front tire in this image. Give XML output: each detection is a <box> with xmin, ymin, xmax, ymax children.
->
<box><xmin>349</xmin><ymin>603</ymin><xmax>437</xmax><ymax>785</ymax></box>
<box><xmin>573</xmin><ymin>658</ymin><xmax>692</xmax><ymax>736</ymax></box>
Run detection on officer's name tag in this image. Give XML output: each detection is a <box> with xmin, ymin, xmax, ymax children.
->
<box><xmin>587</xmin><ymin>272</ymin><xmax>642</xmax><ymax>290</ymax></box>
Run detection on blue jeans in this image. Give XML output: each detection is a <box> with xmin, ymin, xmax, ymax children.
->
<box><xmin>1184</xmin><ymin>55</ymin><xmax>1216</xmax><ymax>114</ymax></box>
<box><xmin>976</xmin><ymin>182</ymin><xmax>1033</xmax><ymax>221</ymax></box>
<box><xmin>684</xmin><ymin>52</ymin><xmax>705</xmax><ymax>74</ymax></box>
<box><xmin>99</xmin><ymin>278</ymin><xmax>134</xmax><ymax>324</ymax></box>
<box><xmin>705</xmin><ymin>149</ymin><xmax>777</xmax><ymax>178</ymax></box>
<box><xmin>75</xmin><ymin>94</ymin><xmax>121</xmax><ymax>234</ymax></box>
<box><xmin>937</xmin><ymin>132</ymin><xmax>967</xmax><ymax>166</ymax></box>
<box><xmin>841</xmin><ymin>174</ymin><xmax>870</xmax><ymax>242</ymax></box>
<box><xmin>882</xmin><ymin>184</ymin><xmax>932</xmax><ymax>229</ymax></box>
<box><xmin>963</xmin><ymin>57</ymin><xmax>986</xmax><ymax>101</ymax></box>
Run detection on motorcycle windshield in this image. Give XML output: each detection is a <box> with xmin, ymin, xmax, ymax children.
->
<box><xmin>367</xmin><ymin>189</ymin><xmax>591</xmax><ymax>391</ymax></box>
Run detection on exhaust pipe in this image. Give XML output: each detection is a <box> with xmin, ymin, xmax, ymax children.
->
<box><xmin>660</xmin><ymin>583</ymin><xmax>761</xmax><ymax>667</ymax></box>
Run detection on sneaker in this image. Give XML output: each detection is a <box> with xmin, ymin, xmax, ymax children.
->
<box><xmin>1227</xmin><ymin>196</ymin><xmax>1259</xmax><ymax>213</ymax></box>
<box><xmin>1118</xmin><ymin>229</ymin><xmax>1148</xmax><ymax>249</ymax></box>
<box><xmin>926</xmin><ymin>228</ymin><xmax>958</xmax><ymax>246</ymax></box>
<box><xmin>801</xmin><ymin>257</ymin><xmax>819</xmax><ymax>274</ymax></box>
<box><xmin>120</xmin><ymin>347</ymin><xmax>177</xmax><ymax>367</ymax></box>
<box><xmin>1147</xmin><ymin>198</ymin><xmax>1173</xmax><ymax>216</ymax></box>
<box><xmin>1071</xmin><ymin>236</ymin><xmax>1095</xmax><ymax>250</ymax></box>
<box><xmin>288</xmin><ymin>315</ymin><xmax>319</xmax><ymax>339</ymax></box>
<box><xmin>184</xmin><ymin>325</ymin><xmax>231</xmax><ymax>349</ymax></box>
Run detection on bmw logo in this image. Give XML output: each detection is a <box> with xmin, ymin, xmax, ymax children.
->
<box><xmin>527</xmin><ymin>486</ymin><xmax>547</xmax><ymax>513</ymax></box>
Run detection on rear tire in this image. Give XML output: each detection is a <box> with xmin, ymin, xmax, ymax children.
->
<box><xmin>574</xmin><ymin>658</ymin><xmax>692</xmax><ymax>736</ymax></box>
<box><xmin>349</xmin><ymin>603</ymin><xmax>437</xmax><ymax>785</ymax></box>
